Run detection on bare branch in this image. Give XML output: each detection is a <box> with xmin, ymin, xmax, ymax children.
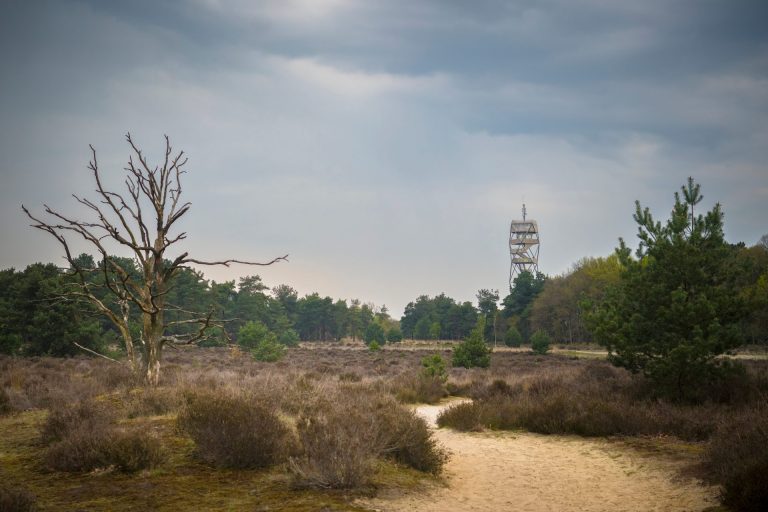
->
<box><xmin>184</xmin><ymin>254</ymin><xmax>289</xmax><ymax>267</ymax></box>
<box><xmin>73</xmin><ymin>342</ymin><xmax>123</xmax><ymax>365</ymax></box>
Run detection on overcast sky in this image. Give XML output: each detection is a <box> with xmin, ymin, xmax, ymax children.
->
<box><xmin>1</xmin><ymin>0</ymin><xmax>767</xmax><ymax>316</ymax></box>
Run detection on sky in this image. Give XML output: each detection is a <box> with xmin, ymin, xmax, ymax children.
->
<box><xmin>1</xmin><ymin>0</ymin><xmax>767</xmax><ymax>317</ymax></box>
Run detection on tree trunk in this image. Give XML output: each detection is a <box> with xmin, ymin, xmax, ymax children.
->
<box><xmin>142</xmin><ymin>310</ymin><xmax>164</xmax><ymax>386</ymax></box>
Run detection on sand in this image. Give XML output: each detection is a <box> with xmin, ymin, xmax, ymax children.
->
<box><xmin>361</xmin><ymin>400</ymin><xmax>719</xmax><ymax>512</ymax></box>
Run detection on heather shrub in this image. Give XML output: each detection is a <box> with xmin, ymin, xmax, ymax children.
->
<box><xmin>290</xmin><ymin>386</ymin><xmax>446</xmax><ymax>488</ymax></box>
<box><xmin>126</xmin><ymin>387</ymin><xmax>181</xmax><ymax>418</ymax></box>
<box><xmin>178</xmin><ymin>389</ymin><xmax>293</xmax><ymax>469</ymax></box>
<box><xmin>40</xmin><ymin>399</ymin><xmax>114</xmax><ymax>445</ymax></box>
<box><xmin>0</xmin><ymin>387</ymin><xmax>12</xmax><ymax>415</ymax></box>
<box><xmin>701</xmin><ymin>409</ymin><xmax>768</xmax><ymax>512</ymax></box>
<box><xmin>379</xmin><ymin>402</ymin><xmax>447</xmax><ymax>474</ymax></box>
<box><xmin>394</xmin><ymin>374</ymin><xmax>446</xmax><ymax>404</ymax></box>
<box><xmin>44</xmin><ymin>426</ymin><xmax>162</xmax><ymax>473</ymax></box>
<box><xmin>436</xmin><ymin>401</ymin><xmax>481</xmax><ymax>431</ymax></box>
<box><xmin>0</xmin><ymin>484</ymin><xmax>37</xmax><ymax>512</ymax></box>
<box><xmin>104</xmin><ymin>429</ymin><xmax>164</xmax><ymax>472</ymax></box>
<box><xmin>290</xmin><ymin>399</ymin><xmax>378</xmax><ymax>488</ymax></box>
<box><xmin>437</xmin><ymin>368</ymin><xmax>730</xmax><ymax>440</ymax></box>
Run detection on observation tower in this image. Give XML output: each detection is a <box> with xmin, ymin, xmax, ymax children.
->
<box><xmin>509</xmin><ymin>204</ymin><xmax>540</xmax><ymax>291</ymax></box>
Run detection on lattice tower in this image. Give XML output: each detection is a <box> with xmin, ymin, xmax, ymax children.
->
<box><xmin>509</xmin><ymin>203</ymin><xmax>540</xmax><ymax>291</ymax></box>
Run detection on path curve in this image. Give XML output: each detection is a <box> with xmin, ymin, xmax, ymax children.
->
<box><xmin>363</xmin><ymin>400</ymin><xmax>718</xmax><ymax>512</ymax></box>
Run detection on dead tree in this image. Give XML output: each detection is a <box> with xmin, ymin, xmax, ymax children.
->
<box><xmin>23</xmin><ymin>134</ymin><xmax>287</xmax><ymax>385</ymax></box>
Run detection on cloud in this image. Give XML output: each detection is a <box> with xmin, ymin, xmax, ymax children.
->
<box><xmin>1</xmin><ymin>0</ymin><xmax>767</xmax><ymax>315</ymax></box>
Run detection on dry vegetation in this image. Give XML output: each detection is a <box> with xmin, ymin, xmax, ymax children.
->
<box><xmin>1</xmin><ymin>346</ymin><xmax>767</xmax><ymax>511</ymax></box>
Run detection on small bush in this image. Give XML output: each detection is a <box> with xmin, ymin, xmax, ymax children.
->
<box><xmin>40</xmin><ymin>400</ymin><xmax>114</xmax><ymax>445</ymax></box>
<box><xmin>251</xmin><ymin>335</ymin><xmax>286</xmax><ymax>362</ymax></box>
<box><xmin>380</xmin><ymin>405</ymin><xmax>447</xmax><ymax>474</ymax></box>
<box><xmin>0</xmin><ymin>484</ymin><xmax>37</xmax><ymax>512</ymax></box>
<box><xmin>44</xmin><ymin>427</ymin><xmax>163</xmax><ymax>473</ymax></box>
<box><xmin>453</xmin><ymin>318</ymin><xmax>491</xmax><ymax>368</ymax></box>
<box><xmin>238</xmin><ymin>320</ymin><xmax>273</xmax><ymax>349</ymax></box>
<box><xmin>0</xmin><ymin>387</ymin><xmax>12</xmax><ymax>415</ymax></box>
<box><xmin>530</xmin><ymin>330</ymin><xmax>551</xmax><ymax>355</ymax></box>
<box><xmin>105</xmin><ymin>429</ymin><xmax>164</xmax><ymax>473</ymax></box>
<box><xmin>701</xmin><ymin>409</ymin><xmax>768</xmax><ymax>512</ymax></box>
<box><xmin>290</xmin><ymin>387</ymin><xmax>446</xmax><ymax>488</ymax></box>
<box><xmin>126</xmin><ymin>387</ymin><xmax>181</xmax><ymax>418</ymax></box>
<box><xmin>364</xmin><ymin>323</ymin><xmax>386</xmax><ymax>345</ymax></box>
<box><xmin>394</xmin><ymin>374</ymin><xmax>446</xmax><ymax>404</ymax></box>
<box><xmin>277</xmin><ymin>328</ymin><xmax>300</xmax><ymax>347</ymax></box>
<box><xmin>178</xmin><ymin>390</ymin><xmax>292</xmax><ymax>469</ymax></box>
<box><xmin>421</xmin><ymin>354</ymin><xmax>447</xmax><ymax>382</ymax></box>
<box><xmin>437</xmin><ymin>401</ymin><xmax>481</xmax><ymax>431</ymax></box>
<box><xmin>386</xmin><ymin>328</ymin><xmax>403</xmax><ymax>343</ymax></box>
<box><xmin>368</xmin><ymin>341</ymin><xmax>381</xmax><ymax>351</ymax></box>
<box><xmin>504</xmin><ymin>326</ymin><xmax>523</xmax><ymax>348</ymax></box>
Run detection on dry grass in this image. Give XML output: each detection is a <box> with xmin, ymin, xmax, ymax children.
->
<box><xmin>2</xmin><ymin>346</ymin><xmax>766</xmax><ymax>510</ymax></box>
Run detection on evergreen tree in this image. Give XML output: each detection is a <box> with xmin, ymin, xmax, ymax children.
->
<box><xmin>586</xmin><ymin>178</ymin><xmax>745</xmax><ymax>400</ymax></box>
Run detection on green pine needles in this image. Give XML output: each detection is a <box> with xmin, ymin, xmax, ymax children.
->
<box><xmin>586</xmin><ymin>177</ymin><xmax>746</xmax><ymax>401</ymax></box>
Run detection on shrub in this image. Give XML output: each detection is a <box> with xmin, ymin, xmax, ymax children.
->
<box><xmin>104</xmin><ymin>429</ymin><xmax>164</xmax><ymax>473</ymax></box>
<box><xmin>0</xmin><ymin>484</ymin><xmax>37</xmax><ymax>512</ymax></box>
<box><xmin>290</xmin><ymin>387</ymin><xmax>446</xmax><ymax>488</ymax></box>
<box><xmin>452</xmin><ymin>319</ymin><xmax>491</xmax><ymax>368</ymax></box>
<box><xmin>504</xmin><ymin>326</ymin><xmax>523</xmax><ymax>347</ymax></box>
<box><xmin>0</xmin><ymin>387</ymin><xmax>12</xmax><ymax>415</ymax></box>
<box><xmin>40</xmin><ymin>399</ymin><xmax>114</xmax><ymax>445</ymax></box>
<box><xmin>386</xmin><ymin>328</ymin><xmax>403</xmax><ymax>343</ymax></box>
<box><xmin>251</xmin><ymin>335</ymin><xmax>286</xmax><ymax>362</ymax></box>
<box><xmin>44</xmin><ymin>427</ymin><xmax>163</xmax><ymax>473</ymax></box>
<box><xmin>701</xmin><ymin>409</ymin><xmax>768</xmax><ymax>512</ymax></box>
<box><xmin>530</xmin><ymin>330</ymin><xmax>551</xmax><ymax>355</ymax></box>
<box><xmin>368</xmin><ymin>340</ymin><xmax>381</xmax><ymax>351</ymax></box>
<box><xmin>277</xmin><ymin>328</ymin><xmax>300</xmax><ymax>347</ymax></box>
<box><xmin>436</xmin><ymin>401</ymin><xmax>481</xmax><ymax>431</ymax></box>
<box><xmin>421</xmin><ymin>354</ymin><xmax>447</xmax><ymax>382</ymax></box>
<box><xmin>126</xmin><ymin>387</ymin><xmax>181</xmax><ymax>418</ymax></box>
<box><xmin>379</xmin><ymin>403</ymin><xmax>448</xmax><ymax>474</ymax></box>
<box><xmin>394</xmin><ymin>374</ymin><xmax>446</xmax><ymax>404</ymax></box>
<box><xmin>363</xmin><ymin>323</ymin><xmax>386</xmax><ymax>345</ymax></box>
<box><xmin>237</xmin><ymin>321</ymin><xmax>272</xmax><ymax>350</ymax></box>
<box><xmin>178</xmin><ymin>390</ymin><xmax>292</xmax><ymax>469</ymax></box>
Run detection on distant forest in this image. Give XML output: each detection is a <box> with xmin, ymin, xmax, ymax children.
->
<box><xmin>1</xmin><ymin>238</ymin><xmax>766</xmax><ymax>357</ymax></box>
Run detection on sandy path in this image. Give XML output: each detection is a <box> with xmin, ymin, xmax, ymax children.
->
<box><xmin>362</xmin><ymin>400</ymin><xmax>718</xmax><ymax>512</ymax></box>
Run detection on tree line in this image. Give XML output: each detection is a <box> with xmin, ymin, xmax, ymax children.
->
<box><xmin>0</xmin><ymin>255</ymin><xmax>397</xmax><ymax>356</ymax></box>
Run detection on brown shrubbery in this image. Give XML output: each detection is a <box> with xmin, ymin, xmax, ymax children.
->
<box><xmin>393</xmin><ymin>374</ymin><xmax>447</xmax><ymax>404</ymax></box>
<box><xmin>437</xmin><ymin>364</ymin><xmax>747</xmax><ymax>441</ymax></box>
<box><xmin>0</xmin><ymin>484</ymin><xmax>37</xmax><ymax>512</ymax></box>
<box><xmin>290</xmin><ymin>385</ymin><xmax>447</xmax><ymax>488</ymax></box>
<box><xmin>40</xmin><ymin>400</ymin><xmax>163</xmax><ymax>473</ymax></box>
<box><xmin>177</xmin><ymin>389</ymin><xmax>294</xmax><ymax>469</ymax></box>
<box><xmin>700</xmin><ymin>408</ymin><xmax>768</xmax><ymax>512</ymax></box>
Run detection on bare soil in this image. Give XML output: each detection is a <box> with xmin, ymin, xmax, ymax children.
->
<box><xmin>361</xmin><ymin>400</ymin><xmax>719</xmax><ymax>512</ymax></box>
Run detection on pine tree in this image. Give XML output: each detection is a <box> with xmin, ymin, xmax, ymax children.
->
<box><xmin>587</xmin><ymin>178</ymin><xmax>745</xmax><ymax>400</ymax></box>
